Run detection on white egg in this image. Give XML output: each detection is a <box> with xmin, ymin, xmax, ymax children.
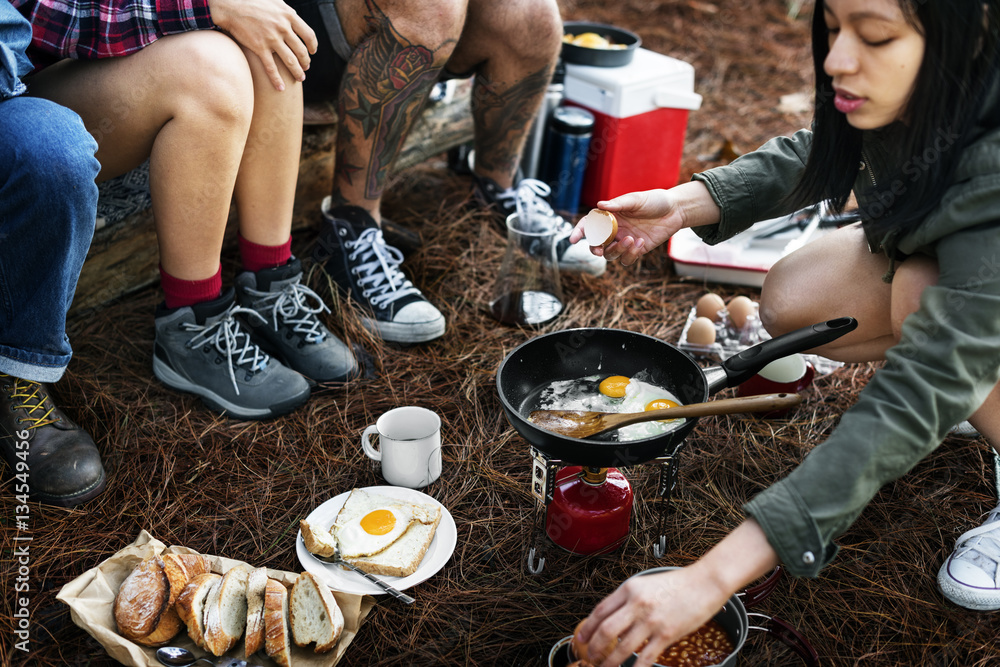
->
<box><xmin>334</xmin><ymin>505</ymin><xmax>419</xmax><ymax>558</ymax></box>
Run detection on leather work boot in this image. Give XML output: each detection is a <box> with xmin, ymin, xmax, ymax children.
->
<box><xmin>0</xmin><ymin>374</ymin><xmax>106</xmax><ymax>507</ymax></box>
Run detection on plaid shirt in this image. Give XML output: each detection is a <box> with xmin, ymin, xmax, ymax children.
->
<box><xmin>10</xmin><ymin>0</ymin><xmax>215</xmax><ymax>68</ymax></box>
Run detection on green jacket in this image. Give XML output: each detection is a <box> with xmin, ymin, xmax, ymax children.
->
<box><xmin>689</xmin><ymin>92</ymin><xmax>1000</xmax><ymax>577</ymax></box>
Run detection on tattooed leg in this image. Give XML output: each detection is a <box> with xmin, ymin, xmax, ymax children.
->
<box><xmin>331</xmin><ymin>0</ymin><xmax>465</xmax><ymax>222</ymax></box>
<box><xmin>448</xmin><ymin>0</ymin><xmax>563</xmax><ymax>188</ymax></box>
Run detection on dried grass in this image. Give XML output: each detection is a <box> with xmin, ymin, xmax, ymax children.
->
<box><xmin>3</xmin><ymin>1</ymin><xmax>1000</xmax><ymax>665</ymax></box>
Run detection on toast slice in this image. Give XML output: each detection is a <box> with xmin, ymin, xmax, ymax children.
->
<box><xmin>203</xmin><ymin>565</ymin><xmax>249</xmax><ymax>656</ymax></box>
<box><xmin>264</xmin><ymin>579</ymin><xmax>292</xmax><ymax>667</ymax></box>
<box><xmin>175</xmin><ymin>572</ymin><xmax>221</xmax><ymax>651</ymax></box>
<box><xmin>244</xmin><ymin>566</ymin><xmax>269</xmax><ymax>657</ymax></box>
<box><xmin>332</xmin><ymin>489</ymin><xmax>443</xmax><ymax>577</ymax></box>
<box><xmin>300</xmin><ymin>518</ymin><xmax>338</xmax><ymax>558</ymax></box>
<box><xmin>290</xmin><ymin>572</ymin><xmax>345</xmax><ymax>653</ymax></box>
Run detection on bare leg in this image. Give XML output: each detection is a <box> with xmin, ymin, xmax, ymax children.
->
<box><xmin>26</xmin><ymin>31</ymin><xmax>254</xmax><ymax>280</ymax></box>
<box><xmin>331</xmin><ymin>0</ymin><xmax>466</xmax><ymax>223</ymax></box>
<box><xmin>448</xmin><ymin>0</ymin><xmax>563</xmax><ymax>187</ymax></box>
<box><xmin>762</xmin><ymin>222</ymin><xmax>1000</xmax><ymax>448</ymax></box>
<box><xmin>233</xmin><ymin>46</ymin><xmax>304</xmax><ymax>247</ymax></box>
<box><xmin>760</xmin><ymin>223</ymin><xmax>896</xmax><ymax>361</ymax></box>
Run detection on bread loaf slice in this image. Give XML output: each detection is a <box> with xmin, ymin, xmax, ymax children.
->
<box><xmin>175</xmin><ymin>572</ymin><xmax>221</xmax><ymax>651</ymax></box>
<box><xmin>300</xmin><ymin>518</ymin><xmax>337</xmax><ymax>558</ymax></box>
<box><xmin>244</xmin><ymin>566</ymin><xmax>269</xmax><ymax>657</ymax></box>
<box><xmin>113</xmin><ymin>556</ymin><xmax>170</xmax><ymax>644</ymax></box>
<box><xmin>264</xmin><ymin>579</ymin><xmax>292</xmax><ymax>667</ymax></box>
<box><xmin>203</xmin><ymin>565</ymin><xmax>249</xmax><ymax>656</ymax></box>
<box><xmin>290</xmin><ymin>572</ymin><xmax>345</xmax><ymax>653</ymax></box>
<box><xmin>139</xmin><ymin>553</ymin><xmax>212</xmax><ymax>647</ymax></box>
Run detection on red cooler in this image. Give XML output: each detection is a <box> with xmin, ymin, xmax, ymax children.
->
<box><xmin>563</xmin><ymin>48</ymin><xmax>703</xmax><ymax>209</ymax></box>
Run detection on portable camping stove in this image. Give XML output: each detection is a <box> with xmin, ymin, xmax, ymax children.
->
<box><xmin>526</xmin><ymin>445</ymin><xmax>682</xmax><ymax>573</ymax></box>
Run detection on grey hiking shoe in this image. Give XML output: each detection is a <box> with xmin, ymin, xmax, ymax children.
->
<box><xmin>234</xmin><ymin>257</ymin><xmax>358</xmax><ymax>383</ymax></box>
<box><xmin>312</xmin><ymin>201</ymin><xmax>446</xmax><ymax>344</ymax></box>
<box><xmin>153</xmin><ymin>289</ymin><xmax>310</xmax><ymax>420</ymax></box>
<box><xmin>472</xmin><ymin>174</ymin><xmax>607</xmax><ymax>277</ymax></box>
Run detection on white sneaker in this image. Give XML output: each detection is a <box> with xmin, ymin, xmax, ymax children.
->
<box><xmin>938</xmin><ymin>503</ymin><xmax>1000</xmax><ymax>610</ymax></box>
<box><xmin>472</xmin><ymin>175</ymin><xmax>607</xmax><ymax>277</ymax></box>
<box><xmin>949</xmin><ymin>420</ymin><xmax>980</xmax><ymax>436</ymax></box>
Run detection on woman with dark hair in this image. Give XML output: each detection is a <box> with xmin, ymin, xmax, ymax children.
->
<box><xmin>569</xmin><ymin>1</ymin><xmax>1000</xmax><ymax>664</ymax></box>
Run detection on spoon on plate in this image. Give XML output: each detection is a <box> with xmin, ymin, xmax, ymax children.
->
<box><xmin>528</xmin><ymin>393</ymin><xmax>803</xmax><ymax>439</ymax></box>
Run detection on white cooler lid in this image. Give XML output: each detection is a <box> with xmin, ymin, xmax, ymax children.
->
<box><xmin>564</xmin><ymin>47</ymin><xmax>703</xmax><ymax>118</ymax></box>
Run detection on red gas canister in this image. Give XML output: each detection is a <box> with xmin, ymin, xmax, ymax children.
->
<box><xmin>545</xmin><ymin>466</ymin><xmax>633</xmax><ymax>555</ymax></box>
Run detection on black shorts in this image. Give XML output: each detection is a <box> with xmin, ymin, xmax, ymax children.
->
<box><xmin>285</xmin><ymin>0</ymin><xmax>352</xmax><ymax>103</ymax></box>
<box><xmin>286</xmin><ymin>0</ymin><xmax>472</xmax><ymax>103</ymax></box>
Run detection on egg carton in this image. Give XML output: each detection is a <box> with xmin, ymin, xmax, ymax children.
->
<box><xmin>677</xmin><ymin>303</ymin><xmax>845</xmax><ymax>377</ymax></box>
<box><xmin>677</xmin><ymin>303</ymin><xmax>765</xmax><ymax>360</ymax></box>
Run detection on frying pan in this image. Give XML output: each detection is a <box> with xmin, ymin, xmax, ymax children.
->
<box><xmin>496</xmin><ymin>318</ymin><xmax>857</xmax><ymax>467</ymax></box>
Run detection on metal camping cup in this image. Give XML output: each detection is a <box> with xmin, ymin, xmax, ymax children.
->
<box><xmin>548</xmin><ymin>567</ymin><xmax>818</xmax><ymax>667</ymax></box>
<box><xmin>361</xmin><ymin>407</ymin><xmax>442</xmax><ymax>488</ymax></box>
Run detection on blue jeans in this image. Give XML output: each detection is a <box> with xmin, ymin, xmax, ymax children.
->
<box><xmin>0</xmin><ymin>96</ymin><xmax>99</xmax><ymax>383</ymax></box>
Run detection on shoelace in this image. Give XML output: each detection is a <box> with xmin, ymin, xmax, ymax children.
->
<box><xmin>181</xmin><ymin>305</ymin><xmax>269</xmax><ymax>395</ymax></box>
<box><xmin>496</xmin><ymin>179</ymin><xmax>564</xmax><ymax>231</ymax></box>
<box><xmin>348</xmin><ymin>228</ymin><xmax>422</xmax><ymax>309</ymax></box>
<box><xmin>953</xmin><ymin>505</ymin><xmax>1000</xmax><ymax>579</ymax></box>
<box><xmin>245</xmin><ymin>282</ymin><xmax>330</xmax><ymax>344</ymax></box>
<box><xmin>0</xmin><ymin>374</ymin><xmax>59</xmax><ymax>430</ymax></box>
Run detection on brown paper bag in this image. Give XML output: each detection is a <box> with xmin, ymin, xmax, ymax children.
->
<box><xmin>56</xmin><ymin>530</ymin><xmax>375</xmax><ymax>667</ymax></box>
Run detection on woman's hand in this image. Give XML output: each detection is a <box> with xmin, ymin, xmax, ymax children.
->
<box><xmin>575</xmin><ymin>520</ymin><xmax>780</xmax><ymax>667</ymax></box>
<box><xmin>569</xmin><ymin>181</ymin><xmax>720</xmax><ymax>266</ymax></box>
<box><xmin>209</xmin><ymin>0</ymin><xmax>318</xmax><ymax>90</ymax></box>
<box><xmin>574</xmin><ymin>567</ymin><xmax>731</xmax><ymax>667</ymax></box>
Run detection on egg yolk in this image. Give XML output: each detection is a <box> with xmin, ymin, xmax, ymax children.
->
<box><xmin>359</xmin><ymin>509</ymin><xmax>397</xmax><ymax>535</ymax></box>
<box><xmin>599</xmin><ymin>375</ymin><xmax>631</xmax><ymax>398</ymax></box>
<box><xmin>646</xmin><ymin>398</ymin><xmax>681</xmax><ymax>422</ymax></box>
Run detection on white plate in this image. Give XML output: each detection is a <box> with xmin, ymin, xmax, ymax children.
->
<box><xmin>296</xmin><ymin>486</ymin><xmax>457</xmax><ymax>596</ymax></box>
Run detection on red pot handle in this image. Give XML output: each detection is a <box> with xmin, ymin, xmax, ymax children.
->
<box><xmin>747</xmin><ymin>613</ymin><xmax>821</xmax><ymax>667</ymax></box>
<box><xmin>739</xmin><ymin>565</ymin><xmax>783</xmax><ymax>609</ymax></box>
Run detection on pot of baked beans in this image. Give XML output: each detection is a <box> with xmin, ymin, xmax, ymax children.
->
<box><xmin>549</xmin><ymin>567</ymin><xmax>819</xmax><ymax>667</ymax></box>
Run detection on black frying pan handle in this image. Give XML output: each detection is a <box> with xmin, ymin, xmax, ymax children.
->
<box><xmin>722</xmin><ymin>317</ymin><xmax>858</xmax><ymax>387</ymax></box>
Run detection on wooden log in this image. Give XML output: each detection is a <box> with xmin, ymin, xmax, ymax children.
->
<box><xmin>70</xmin><ymin>80</ymin><xmax>475</xmax><ymax>318</ymax></box>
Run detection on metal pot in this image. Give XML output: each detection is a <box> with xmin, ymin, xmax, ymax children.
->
<box><xmin>497</xmin><ymin>318</ymin><xmax>856</xmax><ymax>468</ymax></box>
<box><xmin>548</xmin><ymin>567</ymin><xmax>818</xmax><ymax>667</ymax></box>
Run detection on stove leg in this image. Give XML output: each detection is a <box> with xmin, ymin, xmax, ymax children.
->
<box><xmin>527</xmin><ymin>504</ymin><xmax>548</xmax><ymax>574</ymax></box>
<box><xmin>653</xmin><ymin>455</ymin><xmax>680</xmax><ymax>558</ymax></box>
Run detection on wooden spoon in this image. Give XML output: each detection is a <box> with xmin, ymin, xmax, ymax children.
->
<box><xmin>528</xmin><ymin>393</ymin><xmax>803</xmax><ymax>439</ymax></box>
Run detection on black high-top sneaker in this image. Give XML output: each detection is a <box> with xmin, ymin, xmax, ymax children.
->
<box><xmin>234</xmin><ymin>256</ymin><xmax>358</xmax><ymax>383</ymax></box>
<box><xmin>0</xmin><ymin>374</ymin><xmax>106</xmax><ymax>507</ymax></box>
<box><xmin>312</xmin><ymin>201</ymin><xmax>446</xmax><ymax>344</ymax></box>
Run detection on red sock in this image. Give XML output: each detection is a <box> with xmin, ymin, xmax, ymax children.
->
<box><xmin>160</xmin><ymin>264</ymin><xmax>222</xmax><ymax>310</ymax></box>
<box><xmin>239</xmin><ymin>234</ymin><xmax>292</xmax><ymax>273</ymax></box>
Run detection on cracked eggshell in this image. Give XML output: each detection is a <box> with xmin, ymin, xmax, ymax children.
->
<box><xmin>580</xmin><ymin>208</ymin><xmax>618</xmax><ymax>247</ymax></box>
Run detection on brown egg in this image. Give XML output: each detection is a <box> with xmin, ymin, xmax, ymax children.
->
<box><xmin>687</xmin><ymin>316</ymin><xmax>717</xmax><ymax>346</ymax></box>
<box><xmin>695</xmin><ymin>292</ymin><xmax>725</xmax><ymax>321</ymax></box>
<box><xmin>727</xmin><ymin>295</ymin><xmax>756</xmax><ymax>330</ymax></box>
<box><xmin>580</xmin><ymin>208</ymin><xmax>618</xmax><ymax>247</ymax></box>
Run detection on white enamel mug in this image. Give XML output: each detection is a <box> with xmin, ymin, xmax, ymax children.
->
<box><xmin>361</xmin><ymin>406</ymin><xmax>442</xmax><ymax>488</ymax></box>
